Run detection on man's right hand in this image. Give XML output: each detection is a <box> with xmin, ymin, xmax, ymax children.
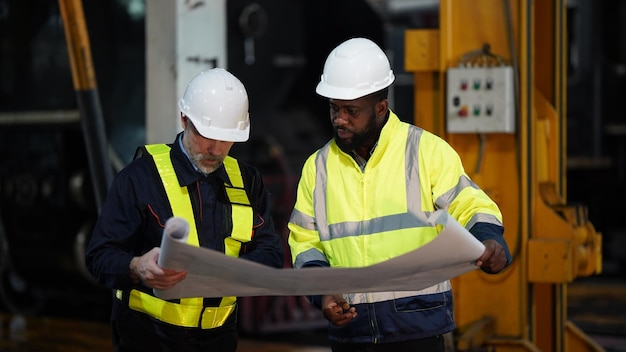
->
<box><xmin>322</xmin><ymin>295</ymin><xmax>357</xmax><ymax>327</ymax></box>
<box><xmin>129</xmin><ymin>247</ymin><xmax>187</xmax><ymax>289</ymax></box>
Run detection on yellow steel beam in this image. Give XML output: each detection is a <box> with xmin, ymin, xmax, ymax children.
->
<box><xmin>58</xmin><ymin>0</ymin><xmax>97</xmax><ymax>91</ymax></box>
<box><xmin>405</xmin><ymin>0</ymin><xmax>603</xmax><ymax>351</ymax></box>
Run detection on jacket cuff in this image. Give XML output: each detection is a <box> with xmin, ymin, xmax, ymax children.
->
<box><xmin>469</xmin><ymin>222</ymin><xmax>512</xmax><ymax>265</ymax></box>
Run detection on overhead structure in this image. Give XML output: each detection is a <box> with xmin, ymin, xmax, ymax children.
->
<box><xmin>404</xmin><ymin>0</ymin><xmax>603</xmax><ymax>351</ymax></box>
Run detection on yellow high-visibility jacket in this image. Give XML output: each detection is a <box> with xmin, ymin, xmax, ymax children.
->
<box><xmin>288</xmin><ymin>110</ymin><xmax>504</xmax><ymax>343</ymax></box>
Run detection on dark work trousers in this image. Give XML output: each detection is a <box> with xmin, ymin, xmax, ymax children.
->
<box><xmin>112</xmin><ymin>306</ymin><xmax>238</xmax><ymax>352</ymax></box>
<box><xmin>330</xmin><ymin>334</ymin><xmax>445</xmax><ymax>352</ymax></box>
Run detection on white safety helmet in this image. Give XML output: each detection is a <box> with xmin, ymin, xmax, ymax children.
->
<box><xmin>316</xmin><ymin>37</ymin><xmax>395</xmax><ymax>100</ymax></box>
<box><xmin>178</xmin><ymin>68</ymin><xmax>250</xmax><ymax>142</ymax></box>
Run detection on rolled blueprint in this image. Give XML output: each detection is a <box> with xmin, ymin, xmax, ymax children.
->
<box><xmin>157</xmin><ymin>216</ymin><xmax>190</xmax><ymax>269</ymax></box>
<box><xmin>154</xmin><ymin>210</ymin><xmax>485</xmax><ymax>299</ymax></box>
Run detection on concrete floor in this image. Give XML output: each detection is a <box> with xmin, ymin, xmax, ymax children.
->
<box><xmin>0</xmin><ymin>313</ymin><xmax>331</xmax><ymax>352</ymax></box>
<box><xmin>0</xmin><ymin>273</ymin><xmax>624</xmax><ymax>351</ymax></box>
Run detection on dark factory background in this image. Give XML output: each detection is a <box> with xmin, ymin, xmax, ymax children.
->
<box><xmin>0</xmin><ymin>0</ymin><xmax>625</xmax><ymax>350</ymax></box>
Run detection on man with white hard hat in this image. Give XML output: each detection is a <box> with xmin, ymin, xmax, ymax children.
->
<box><xmin>86</xmin><ymin>68</ymin><xmax>284</xmax><ymax>352</ymax></box>
<box><xmin>288</xmin><ymin>37</ymin><xmax>511</xmax><ymax>352</ymax></box>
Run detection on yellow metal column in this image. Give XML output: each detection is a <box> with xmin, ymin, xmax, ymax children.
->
<box><xmin>405</xmin><ymin>0</ymin><xmax>602</xmax><ymax>351</ymax></box>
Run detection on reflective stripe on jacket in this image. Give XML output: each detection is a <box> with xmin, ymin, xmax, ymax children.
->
<box><xmin>288</xmin><ymin>110</ymin><xmax>503</xmax><ymax>343</ymax></box>
<box><xmin>120</xmin><ymin>143</ymin><xmax>253</xmax><ymax>329</ymax></box>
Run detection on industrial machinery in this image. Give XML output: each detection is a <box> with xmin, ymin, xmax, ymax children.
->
<box><xmin>0</xmin><ymin>0</ymin><xmax>617</xmax><ymax>350</ymax></box>
<box><xmin>404</xmin><ymin>0</ymin><xmax>603</xmax><ymax>350</ymax></box>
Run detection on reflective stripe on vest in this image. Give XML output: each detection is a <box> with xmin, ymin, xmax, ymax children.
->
<box><xmin>343</xmin><ymin>281</ymin><xmax>452</xmax><ymax>305</ymax></box>
<box><xmin>222</xmin><ymin>155</ymin><xmax>253</xmax><ymax>257</ymax></box>
<box><xmin>118</xmin><ymin>144</ymin><xmax>252</xmax><ymax>329</ymax></box>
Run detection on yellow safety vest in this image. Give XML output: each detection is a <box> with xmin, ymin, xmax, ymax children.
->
<box><xmin>117</xmin><ymin>143</ymin><xmax>253</xmax><ymax>329</ymax></box>
<box><xmin>288</xmin><ymin>111</ymin><xmax>502</xmax><ymax>303</ymax></box>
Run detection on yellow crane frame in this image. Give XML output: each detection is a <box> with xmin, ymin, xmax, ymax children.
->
<box><xmin>404</xmin><ymin>1</ymin><xmax>603</xmax><ymax>351</ymax></box>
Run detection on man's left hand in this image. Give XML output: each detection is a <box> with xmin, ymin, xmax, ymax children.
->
<box><xmin>475</xmin><ymin>239</ymin><xmax>508</xmax><ymax>273</ymax></box>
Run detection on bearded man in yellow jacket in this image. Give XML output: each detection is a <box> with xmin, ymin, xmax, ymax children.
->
<box><xmin>288</xmin><ymin>37</ymin><xmax>512</xmax><ymax>352</ymax></box>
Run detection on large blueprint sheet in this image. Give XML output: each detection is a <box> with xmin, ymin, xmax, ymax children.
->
<box><xmin>154</xmin><ymin>210</ymin><xmax>485</xmax><ymax>300</ymax></box>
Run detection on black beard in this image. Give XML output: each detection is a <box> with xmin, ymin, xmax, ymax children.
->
<box><xmin>333</xmin><ymin>113</ymin><xmax>379</xmax><ymax>154</ymax></box>
<box><xmin>334</xmin><ymin>129</ymin><xmax>367</xmax><ymax>153</ymax></box>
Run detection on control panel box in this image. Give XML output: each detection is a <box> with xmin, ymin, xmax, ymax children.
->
<box><xmin>446</xmin><ymin>66</ymin><xmax>515</xmax><ymax>133</ymax></box>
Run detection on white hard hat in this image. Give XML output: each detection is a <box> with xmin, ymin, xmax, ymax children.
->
<box><xmin>178</xmin><ymin>68</ymin><xmax>250</xmax><ymax>142</ymax></box>
<box><xmin>316</xmin><ymin>37</ymin><xmax>395</xmax><ymax>100</ymax></box>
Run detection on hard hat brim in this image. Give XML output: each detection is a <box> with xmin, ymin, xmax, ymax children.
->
<box><xmin>315</xmin><ymin>76</ymin><xmax>395</xmax><ymax>101</ymax></box>
<box><xmin>193</xmin><ymin>122</ymin><xmax>250</xmax><ymax>142</ymax></box>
